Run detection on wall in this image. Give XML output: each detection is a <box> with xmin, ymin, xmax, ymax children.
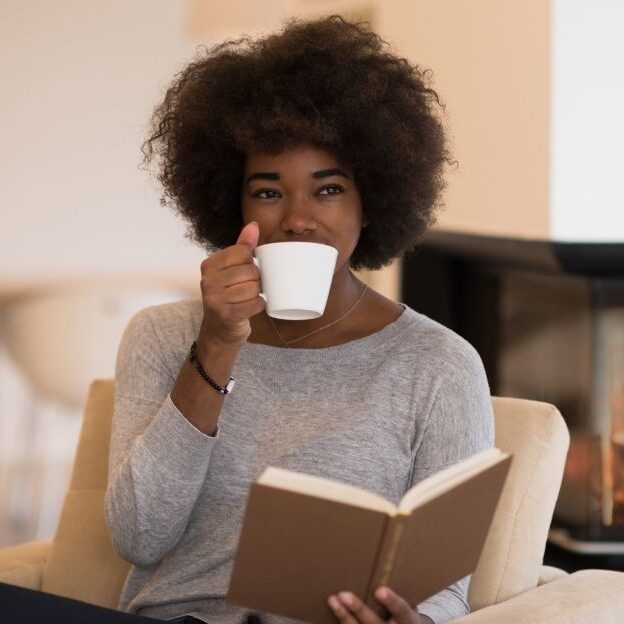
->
<box><xmin>382</xmin><ymin>0</ymin><xmax>624</xmax><ymax>242</ymax></box>
<box><xmin>0</xmin><ymin>0</ymin><xmax>206</xmax><ymax>290</ymax></box>
<box><xmin>377</xmin><ymin>0</ymin><xmax>551</xmax><ymax>241</ymax></box>
<box><xmin>0</xmin><ymin>0</ymin><xmax>206</xmax><ymax>547</ymax></box>
<box><xmin>551</xmin><ymin>0</ymin><xmax>624</xmax><ymax>242</ymax></box>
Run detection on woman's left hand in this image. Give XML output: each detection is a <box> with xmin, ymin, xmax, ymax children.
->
<box><xmin>327</xmin><ymin>586</ymin><xmax>430</xmax><ymax>624</ymax></box>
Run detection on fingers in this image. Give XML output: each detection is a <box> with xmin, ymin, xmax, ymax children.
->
<box><xmin>202</xmin><ymin>244</ymin><xmax>254</xmax><ymax>272</ymax></box>
<box><xmin>220</xmin><ymin>296</ymin><xmax>266</xmax><ymax>323</ymax></box>
<box><xmin>236</xmin><ymin>221</ymin><xmax>260</xmax><ymax>249</ymax></box>
<box><xmin>328</xmin><ymin>592</ymin><xmax>391</xmax><ymax>624</ymax></box>
<box><xmin>327</xmin><ymin>588</ymin><xmax>417</xmax><ymax>624</ymax></box>
<box><xmin>203</xmin><ymin>222</ymin><xmax>260</xmax><ymax>273</ymax></box>
<box><xmin>327</xmin><ymin>593</ymin><xmax>363</xmax><ymax>624</ymax></box>
<box><xmin>201</xmin><ymin>263</ymin><xmax>260</xmax><ymax>292</ymax></box>
<box><xmin>221</xmin><ymin>281</ymin><xmax>261</xmax><ymax>305</ymax></box>
<box><xmin>202</xmin><ymin>279</ymin><xmax>263</xmax><ymax>314</ymax></box>
<box><xmin>196</xmin><ymin>223</ymin><xmax>263</xmax><ymax>344</ymax></box>
<box><xmin>374</xmin><ymin>587</ymin><xmax>417</xmax><ymax>624</ymax></box>
<box><xmin>202</xmin><ymin>289</ymin><xmax>265</xmax><ymax>324</ymax></box>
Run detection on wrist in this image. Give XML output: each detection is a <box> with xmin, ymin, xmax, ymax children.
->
<box><xmin>197</xmin><ymin>323</ymin><xmax>250</xmax><ymax>353</ymax></box>
<box><xmin>189</xmin><ymin>341</ymin><xmax>235</xmax><ymax>396</ymax></box>
<box><xmin>196</xmin><ymin>331</ymin><xmax>246</xmax><ymax>359</ymax></box>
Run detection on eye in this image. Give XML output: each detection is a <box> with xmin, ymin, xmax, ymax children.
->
<box><xmin>317</xmin><ymin>184</ymin><xmax>345</xmax><ymax>196</ymax></box>
<box><xmin>252</xmin><ymin>188</ymin><xmax>281</xmax><ymax>199</ymax></box>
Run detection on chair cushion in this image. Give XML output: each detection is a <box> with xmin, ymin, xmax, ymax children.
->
<box><xmin>468</xmin><ymin>398</ymin><xmax>569</xmax><ymax>610</ymax></box>
<box><xmin>453</xmin><ymin>570</ymin><xmax>624</xmax><ymax>623</ymax></box>
<box><xmin>41</xmin><ymin>380</ymin><xmax>129</xmax><ymax>608</ymax></box>
<box><xmin>0</xmin><ymin>540</ymin><xmax>50</xmax><ymax>589</ymax></box>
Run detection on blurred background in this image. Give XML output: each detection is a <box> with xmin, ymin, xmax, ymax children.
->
<box><xmin>1</xmin><ymin>0</ymin><xmax>623</xmax><ymax>572</ymax></box>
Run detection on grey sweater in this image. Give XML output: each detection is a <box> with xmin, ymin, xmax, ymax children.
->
<box><xmin>105</xmin><ymin>299</ymin><xmax>493</xmax><ymax>624</ymax></box>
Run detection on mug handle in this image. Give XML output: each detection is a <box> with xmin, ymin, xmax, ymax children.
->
<box><xmin>252</xmin><ymin>257</ymin><xmax>267</xmax><ymax>303</ymax></box>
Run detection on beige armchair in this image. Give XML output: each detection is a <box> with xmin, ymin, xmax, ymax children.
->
<box><xmin>1</xmin><ymin>380</ymin><xmax>623</xmax><ymax>622</ymax></box>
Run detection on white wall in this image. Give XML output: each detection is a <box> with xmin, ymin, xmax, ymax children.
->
<box><xmin>0</xmin><ymin>0</ymin><xmax>206</xmax><ymax>288</ymax></box>
<box><xmin>381</xmin><ymin>0</ymin><xmax>624</xmax><ymax>243</ymax></box>
<box><xmin>380</xmin><ymin>0</ymin><xmax>551</xmax><ymax>241</ymax></box>
<box><xmin>0</xmin><ymin>0</ymin><xmax>208</xmax><ymax>547</ymax></box>
<box><xmin>550</xmin><ymin>0</ymin><xmax>624</xmax><ymax>242</ymax></box>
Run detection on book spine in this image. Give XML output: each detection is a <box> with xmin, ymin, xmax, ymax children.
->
<box><xmin>365</xmin><ymin>513</ymin><xmax>408</xmax><ymax>611</ymax></box>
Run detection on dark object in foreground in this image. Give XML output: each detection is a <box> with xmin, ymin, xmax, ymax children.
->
<box><xmin>0</xmin><ymin>581</ymin><xmax>161</xmax><ymax>623</ymax></box>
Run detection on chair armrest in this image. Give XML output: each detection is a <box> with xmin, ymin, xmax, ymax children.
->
<box><xmin>449</xmin><ymin>569</ymin><xmax>624</xmax><ymax>624</ymax></box>
<box><xmin>0</xmin><ymin>540</ymin><xmax>51</xmax><ymax>590</ymax></box>
<box><xmin>538</xmin><ymin>564</ymin><xmax>569</xmax><ymax>585</ymax></box>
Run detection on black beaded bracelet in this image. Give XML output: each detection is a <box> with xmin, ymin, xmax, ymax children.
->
<box><xmin>189</xmin><ymin>341</ymin><xmax>235</xmax><ymax>395</ymax></box>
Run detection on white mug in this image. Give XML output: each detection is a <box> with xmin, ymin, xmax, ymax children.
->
<box><xmin>254</xmin><ymin>242</ymin><xmax>338</xmax><ymax>320</ymax></box>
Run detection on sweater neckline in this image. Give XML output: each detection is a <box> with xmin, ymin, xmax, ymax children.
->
<box><xmin>241</xmin><ymin>304</ymin><xmax>415</xmax><ymax>365</ymax></box>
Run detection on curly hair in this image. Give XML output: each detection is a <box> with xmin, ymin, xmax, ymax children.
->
<box><xmin>143</xmin><ymin>15</ymin><xmax>451</xmax><ymax>270</ymax></box>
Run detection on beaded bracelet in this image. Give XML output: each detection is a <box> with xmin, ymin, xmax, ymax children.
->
<box><xmin>189</xmin><ymin>341</ymin><xmax>235</xmax><ymax>395</ymax></box>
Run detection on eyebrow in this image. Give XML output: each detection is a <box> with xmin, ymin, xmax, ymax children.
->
<box><xmin>245</xmin><ymin>172</ymin><xmax>280</xmax><ymax>183</ymax></box>
<box><xmin>245</xmin><ymin>167</ymin><xmax>351</xmax><ymax>184</ymax></box>
<box><xmin>312</xmin><ymin>168</ymin><xmax>350</xmax><ymax>179</ymax></box>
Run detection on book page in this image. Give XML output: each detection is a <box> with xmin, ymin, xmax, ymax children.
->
<box><xmin>398</xmin><ymin>448</ymin><xmax>507</xmax><ymax>513</ymax></box>
<box><xmin>258</xmin><ymin>467</ymin><xmax>397</xmax><ymax>514</ymax></box>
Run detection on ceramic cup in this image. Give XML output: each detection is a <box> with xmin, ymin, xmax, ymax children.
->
<box><xmin>253</xmin><ymin>242</ymin><xmax>338</xmax><ymax>320</ymax></box>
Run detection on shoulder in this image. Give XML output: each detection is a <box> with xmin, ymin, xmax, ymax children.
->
<box><xmin>119</xmin><ymin>299</ymin><xmax>203</xmax><ymax>365</ymax></box>
<box><xmin>398</xmin><ymin>308</ymin><xmax>494</xmax><ymax>462</ymax></box>
<box><xmin>125</xmin><ymin>298</ymin><xmax>202</xmax><ymax>334</ymax></box>
<box><xmin>393</xmin><ymin>305</ymin><xmax>485</xmax><ymax>376</ymax></box>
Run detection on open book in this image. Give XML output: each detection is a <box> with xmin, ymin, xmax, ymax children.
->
<box><xmin>227</xmin><ymin>448</ymin><xmax>512</xmax><ymax>624</ymax></box>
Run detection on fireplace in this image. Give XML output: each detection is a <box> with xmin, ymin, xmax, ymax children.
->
<box><xmin>402</xmin><ymin>231</ymin><xmax>624</xmax><ymax>552</ymax></box>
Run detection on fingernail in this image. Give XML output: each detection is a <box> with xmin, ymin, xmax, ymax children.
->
<box><xmin>338</xmin><ymin>591</ymin><xmax>352</xmax><ymax>606</ymax></box>
<box><xmin>376</xmin><ymin>587</ymin><xmax>388</xmax><ymax>600</ymax></box>
<box><xmin>328</xmin><ymin>595</ymin><xmax>340</xmax><ymax>610</ymax></box>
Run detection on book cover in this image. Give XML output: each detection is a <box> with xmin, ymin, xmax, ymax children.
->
<box><xmin>227</xmin><ymin>451</ymin><xmax>511</xmax><ymax>624</ymax></box>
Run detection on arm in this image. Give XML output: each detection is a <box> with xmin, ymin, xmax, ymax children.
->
<box><xmin>105</xmin><ymin>223</ymin><xmax>265</xmax><ymax>567</ymax></box>
<box><xmin>413</xmin><ymin>339</ymin><xmax>494</xmax><ymax>623</ymax></box>
<box><xmin>104</xmin><ymin>309</ymin><xmax>223</xmax><ymax>567</ymax></box>
<box><xmin>327</xmin><ymin>338</ymin><xmax>494</xmax><ymax>624</ymax></box>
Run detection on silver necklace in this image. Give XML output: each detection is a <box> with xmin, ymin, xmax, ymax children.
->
<box><xmin>267</xmin><ymin>284</ymin><xmax>368</xmax><ymax>348</ymax></box>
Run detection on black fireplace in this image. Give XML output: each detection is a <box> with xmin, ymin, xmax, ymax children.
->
<box><xmin>402</xmin><ymin>230</ymin><xmax>624</xmax><ymax>559</ymax></box>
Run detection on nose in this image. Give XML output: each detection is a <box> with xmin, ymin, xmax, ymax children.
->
<box><xmin>280</xmin><ymin>197</ymin><xmax>317</xmax><ymax>235</ymax></box>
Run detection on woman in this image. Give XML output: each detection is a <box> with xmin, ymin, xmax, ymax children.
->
<box><xmin>105</xmin><ymin>15</ymin><xmax>493</xmax><ymax>624</ymax></box>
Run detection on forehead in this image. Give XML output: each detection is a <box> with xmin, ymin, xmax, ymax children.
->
<box><xmin>244</xmin><ymin>145</ymin><xmax>346</xmax><ymax>174</ymax></box>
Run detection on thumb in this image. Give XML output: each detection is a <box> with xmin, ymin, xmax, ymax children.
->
<box><xmin>236</xmin><ymin>221</ymin><xmax>260</xmax><ymax>250</ymax></box>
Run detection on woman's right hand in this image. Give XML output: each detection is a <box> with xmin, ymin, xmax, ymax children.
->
<box><xmin>196</xmin><ymin>222</ymin><xmax>265</xmax><ymax>349</ymax></box>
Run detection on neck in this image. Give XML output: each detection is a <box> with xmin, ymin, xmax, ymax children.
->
<box><xmin>257</xmin><ymin>270</ymin><xmax>367</xmax><ymax>347</ymax></box>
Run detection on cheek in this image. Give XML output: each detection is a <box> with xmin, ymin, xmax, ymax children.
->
<box><xmin>240</xmin><ymin>200</ymin><xmax>254</xmax><ymax>224</ymax></box>
<box><xmin>241</xmin><ymin>202</ymin><xmax>268</xmax><ymax>227</ymax></box>
<box><xmin>241</xmin><ymin>205</ymin><xmax>279</xmax><ymax>246</ymax></box>
<box><xmin>335</xmin><ymin>216</ymin><xmax>364</xmax><ymax>263</ymax></box>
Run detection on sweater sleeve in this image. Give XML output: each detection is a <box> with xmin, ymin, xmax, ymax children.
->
<box><xmin>104</xmin><ymin>307</ymin><xmax>218</xmax><ymax>568</ymax></box>
<box><xmin>412</xmin><ymin>339</ymin><xmax>495</xmax><ymax>624</ymax></box>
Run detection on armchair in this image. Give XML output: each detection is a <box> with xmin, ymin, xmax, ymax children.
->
<box><xmin>1</xmin><ymin>380</ymin><xmax>623</xmax><ymax>622</ymax></box>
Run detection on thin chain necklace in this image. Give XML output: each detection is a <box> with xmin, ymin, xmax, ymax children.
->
<box><xmin>267</xmin><ymin>284</ymin><xmax>368</xmax><ymax>348</ymax></box>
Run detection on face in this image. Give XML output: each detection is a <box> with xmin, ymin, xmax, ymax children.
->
<box><xmin>241</xmin><ymin>145</ymin><xmax>366</xmax><ymax>277</ymax></box>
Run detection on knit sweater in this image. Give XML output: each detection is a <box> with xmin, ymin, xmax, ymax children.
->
<box><xmin>105</xmin><ymin>299</ymin><xmax>494</xmax><ymax>624</ymax></box>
